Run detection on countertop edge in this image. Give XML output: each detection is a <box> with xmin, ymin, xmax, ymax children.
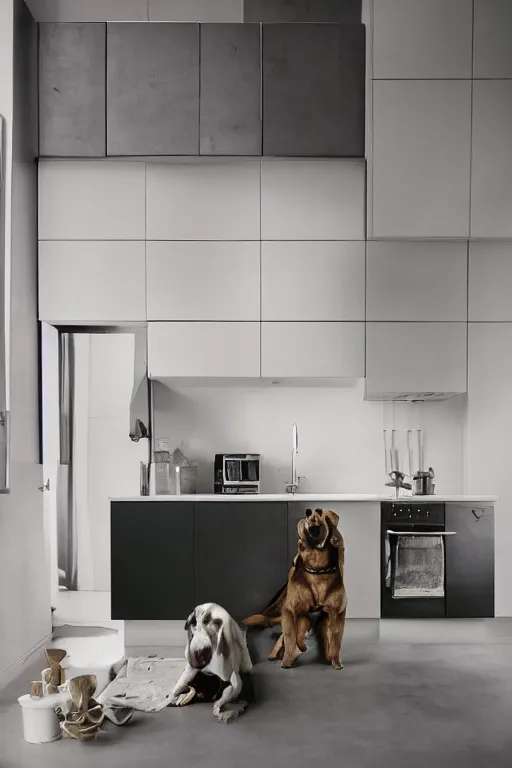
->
<box><xmin>109</xmin><ymin>494</ymin><xmax>498</xmax><ymax>503</ymax></box>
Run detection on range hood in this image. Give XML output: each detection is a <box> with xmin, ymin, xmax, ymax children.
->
<box><xmin>364</xmin><ymin>387</ymin><xmax>461</xmax><ymax>403</ymax></box>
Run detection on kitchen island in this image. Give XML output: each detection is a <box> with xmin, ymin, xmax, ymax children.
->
<box><xmin>110</xmin><ymin>494</ymin><xmax>497</xmax><ymax>624</ymax></box>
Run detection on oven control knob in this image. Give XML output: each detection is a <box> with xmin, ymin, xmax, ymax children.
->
<box><xmin>426</xmin><ymin>510</ymin><xmax>430</xmax><ymax>517</ymax></box>
<box><xmin>393</xmin><ymin>512</ymin><xmax>397</xmax><ymax>517</ymax></box>
<box><xmin>409</xmin><ymin>513</ymin><xmax>412</xmax><ymax>519</ymax></box>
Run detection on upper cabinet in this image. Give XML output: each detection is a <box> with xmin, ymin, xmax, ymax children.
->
<box><xmin>366</xmin><ymin>241</ymin><xmax>468</xmax><ymax>322</ymax></box>
<box><xmin>262</xmin><ymin>23</ymin><xmax>365</xmax><ymax>157</ymax></box>
<box><xmin>372</xmin><ymin>0</ymin><xmax>472</xmax><ymax>79</ymax></box>
<box><xmin>371</xmin><ymin>80</ymin><xmax>471</xmax><ymax>238</ymax></box>
<box><xmin>471</xmin><ymin>81</ymin><xmax>512</xmax><ymax>239</ymax></box>
<box><xmin>107</xmin><ymin>23</ymin><xmax>200</xmax><ymax>156</ymax></box>
<box><xmin>39</xmin><ymin>21</ymin><xmax>365</xmax><ymax>158</ymax></box>
<box><xmin>38</xmin><ymin>161</ymin><xmax>146</xmax><ymax>240</ymax></box>
<box><xmin>261</xmin><ymin>160</ymin><xmax>365</xmax><ymax>240</ymax></box>
<box><xmin>200</xmin><ymin>23</ymin><xmax>261</xmax><ymax>156</ymax></box>
<box><xmin>39</xmin><ymin>23</ymin><xmax>106</xmax><ymax>157</ymax></box>
<box><xmin>146</xmin><ymin>160</ymin><xmax>260</xmax><ymax>240</ymax></box>
<box><xmin>261</xmin><ymin>241</ymin><xmax>365</xmax><ymax>321</ymax></box>
<box><xmin>365</xmin><ymin>322</ymin><xmax>467</xmax><ymax>400</ymax></box>
<box><xmin>469</xmin><ymin>242</ymin><xmax>512</xmax><ymax>322</ymax></box>
<box><xmin>473</xmin><ymin>0</ymin><xmax>512</xmax><ymax>78</ymax></box>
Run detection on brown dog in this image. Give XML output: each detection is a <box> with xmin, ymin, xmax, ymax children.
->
<box><xmin>244</xmin><ymin>509</ymin><xmax>347</xmax><ymax>669</ymax></box>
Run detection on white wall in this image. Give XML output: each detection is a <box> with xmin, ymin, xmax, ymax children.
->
<box><xmin>0</xmin><ymin>0</ymin><xmax>51</xmax><ymax>679</ymax></box>
<box><xmin>153</xmin><ymin>380</ymin><xmax>466</xmax><ymax>495</ymax></box>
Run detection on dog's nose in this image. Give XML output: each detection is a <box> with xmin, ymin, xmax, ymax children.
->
<box><xmin>192</xmin><ymin>646</ymin><xmax>212</xmax><ymax>669</ymax></box>
<box><xmin>309</xmin><ymin>525</ymin><xmax>321</xmax><ymax>537</ymax></box>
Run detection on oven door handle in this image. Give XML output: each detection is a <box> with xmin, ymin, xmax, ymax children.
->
<box><xmin>386</xmin><ymin>530</ymin><xmax>457</xmax><ymax>536</ymax></box>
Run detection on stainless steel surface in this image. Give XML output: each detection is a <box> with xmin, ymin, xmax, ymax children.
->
<box><xmin>387</xmin><ymin>530</ymin><xmax>456</xmax><ymax>536</ymax></box>
<box><xmin>412</xmin><ymin>470</ymin><xmax>436</xmax><ymax>496</ymax></box>
<box><xmin>139</xmin><ymin>462</ymin><xmax>149</xmax><ymax>496</ymax></box>
<box><xmin>175</xmin><ymin>465</ymin><xmax>181</xmax><ymax>495</ymax></box>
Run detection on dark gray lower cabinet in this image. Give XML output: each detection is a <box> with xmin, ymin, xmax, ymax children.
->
<box><xmin>107</xmin><ymin>22</ymin><xmax>199</xmax><ymax>155</ymax></box>
<box><xmin>39</xmin><ymin>23</ymin><xmax>106</xmax><ymax>157</ymax></box>
<box><xmin>445</xmin><ymin>504</ymin><xmax>495</xmax><ymax>618</ymax></box>
<box><xmin>194</xmin><ymin>502</ymin><xmax>288</xmax><ymax>620</ymax></box>
<box><xmin>200</xmin><ymin>23</ymin><xmax>261</xmax><ymax>155</ymax></box>
<box><xmin>262</xmin><ymin>23</ymin><xmax>365</xmax><ymax>157</ymax></box>
<box><xmin>111</xmin><ymin>502</ymin><xmax>194</xmax><ymax>620</ymax></box>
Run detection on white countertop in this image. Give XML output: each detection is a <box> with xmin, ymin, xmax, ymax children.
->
<box><xmin>110</xmin><ymin>493</ymin><xmax>498</xmax><ymax>503</ymax></box>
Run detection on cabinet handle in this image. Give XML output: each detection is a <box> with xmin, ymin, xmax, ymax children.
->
<box><xmin>471</xmin><ymin>508</ymin><xmax>484</xmax><ymax>521</ymax></box>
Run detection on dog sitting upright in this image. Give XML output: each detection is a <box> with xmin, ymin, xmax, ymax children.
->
<box><xmin>244</xmin><ymin>509</ymin><xmax>347</xmax><ymax>670</ymax></box>
<box><xmin>169</xmin><ymin>603</ymin><xmax>253</xmax><ymax>723</ymax></box>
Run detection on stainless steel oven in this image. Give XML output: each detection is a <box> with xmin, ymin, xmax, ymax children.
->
<box><xmin>381</xmin><ymin>501</ymin><xmax>456</xmax><ymax>618</ymax></box>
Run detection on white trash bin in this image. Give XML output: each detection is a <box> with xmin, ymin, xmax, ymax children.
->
<box><xmin>18</xmin><ymin>693</ymin><xmax>65</xmax><ymax>744</ymax></box>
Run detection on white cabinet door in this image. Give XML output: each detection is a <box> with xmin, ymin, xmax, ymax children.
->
<box><xmin>148</xmin><ymin>322</ymin><xmax>260</xmax><ymax>378</ymax></box>
<box><xmin>366</xmin><ymin>241</ymin><xmax>467</xmax><ymax>322</ymax></box>
<box><xmin>261</xmin><ymin>159</ymin><xmax>365</xmax><ymax>240</ymax></box>
<box><xmin>473</xmin><ymin>0</ymin><xmax>512</xmax><ymax>78</ymax></box>
<box><xmin>38</xmin><ymin>241</ymin><xmax>146</xmax><ymax>324</ymax></box>
<box><xmin>372</xmin><ymin>0</ymin><xmax>472</xmax><ymax>79</ymax></box>
<box><xmin>471</xmin><ymin>81</ymin><xmax>512</xmax><ymax>238</ymax></box>
<box><xmin>371</xmin><ymin>80</ymin><xmax>471</xmax><ymax>238</ymax></box>
<box><xmin>469</xmin><ymin>242</ymin><xmax>512</xmax><ymax>321</ymax></box>
<box><xmin>261</xmin><ymin>241</ymin><xmax>365</xmax><ymax>321</ymax></box>
<box><xmin>261</xmin><ymin>322</ymin><xmax>365</xmax><ymax>379</ymax></box>
<box><xmin>146</xmin><ymin>241</ymin><xmax>260</xmax><ymax>321</ymax></box>
<box><xmin>38</xmin><ymin>161</ymin><xmax>146</xmax><ymax>240</ymax></box>
<box><xmin>146</xmin><ymin>160</ymin><xmax>260</xmax><ymax>240</ymax></box>
<box><xmin>365</xmin><ymin>322</ymin><xmax>467</xmax><ymax>398</ymax></box>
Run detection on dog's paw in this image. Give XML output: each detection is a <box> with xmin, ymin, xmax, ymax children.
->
<box><xmin>330</xmin><ymin>658</ymin><xmax>344</xmax><ymax>670</ymax></box>
<box><xmin>169</xmin><ymin>687</ymin><xmax>196</xmax><ymax>707</ymax></box>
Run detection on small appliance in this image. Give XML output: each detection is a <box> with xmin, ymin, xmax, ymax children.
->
<box><xmin>214</xmin><ymin>454</ymin><xmax>261</xmax><ymax>494</ymax></box>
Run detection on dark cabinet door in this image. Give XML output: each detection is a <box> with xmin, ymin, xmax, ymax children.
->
<box><xmin>262</xmin><ymin>23</ymin><xmax>365</xmax><ymax>157</ymax></box>
<box><xmin>107</xmin><ymin>23</ymin><xmax>199</xmax><ymax>155</ymax></box>
<box><xmin>445</xmin><ymin>504</ymin><xmax>495</xmax><ymax>618</ymax></box>
<box><xmin>39</xmin><ymin>23</ymin><xmax>106</xmax><ymax>157</ymax></box>
<box><xmin>244</xmin><ymin>0</ymin><xmax>362</xmax><ymax>23</ymax></box>
<box><xmin>111</xmin><ymin>502</ymin><xmax>194</xmax><ymax>620</ymax></box>
<box><xmin>194</xmin><ymin>502</ymin><xmax>288</xmax><ymax>620</ymax></box>
<box><xmin>200</xmin><ymin>23</ymin><xmax>261</xmax><ymax>155</ymax></box>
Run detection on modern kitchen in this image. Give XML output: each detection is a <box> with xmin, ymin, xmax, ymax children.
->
<box><xmin>1</xmin><ymin>0</ymin><xmax>512</xmax><ymax>764</ymax></box>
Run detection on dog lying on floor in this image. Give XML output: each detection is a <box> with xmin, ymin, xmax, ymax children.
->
<box><xmin>169</xmin><ymin>603</ymin><xmax>253</xmax><ymax>723</ymax></box>
<box><xmin>244</xmin><ymin>508</ymin><xmax>347</xmax><ymax>670</ymax></box>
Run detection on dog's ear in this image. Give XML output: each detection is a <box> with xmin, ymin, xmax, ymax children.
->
<box><xmin>217</xmin><ymin>619</ymin><xmax>231</xmax><ymax>660</ymax></box>
<box><xmin>297</xmin><ymin>518</ymin><xmax>308</xmax><ymax>546</ymax></box>
<box><xmin>323</xmin><ymin>510</ymin><xmax>342</xmax><ymax>546</ymax></box>
<box><xmin>184</xmin><ymin>611</ymin><xmax>195</xmax><ymax>632</ymax></box>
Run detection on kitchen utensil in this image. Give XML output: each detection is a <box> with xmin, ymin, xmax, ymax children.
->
<box><xmin>412</xmin><ymin>467</ymin><xmax>436</xmax><ymax>496</ymax></box>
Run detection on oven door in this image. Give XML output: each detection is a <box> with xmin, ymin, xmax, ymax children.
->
<box><xmin>381</xmin><ymin>524</ymin><xmax>453</xmax><ymax>619</ymax></box>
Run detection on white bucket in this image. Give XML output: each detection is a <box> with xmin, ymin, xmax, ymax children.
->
<box><xmin>18</xmin><ymin>693</ymin><xmax>64</xmax><ymax>744</ymax></box>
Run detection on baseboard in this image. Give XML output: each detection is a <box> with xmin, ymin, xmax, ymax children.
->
<box><xmin>0</xmin><ymin>631</ymin><xmax>53</xmax><ymax>691</ymax></box>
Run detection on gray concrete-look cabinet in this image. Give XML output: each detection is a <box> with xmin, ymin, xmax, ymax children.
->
<box><xmin>148</xmin><ymin>322</ymin><xmax>261</xmax><ymax>379</ymax></box>
<box><xmin>107</xmin><ymin>22</ymin><xmax>199</xmax><ymax>155</ymax></box>
<box><xmin>365</xmin><ymin>322</ymin><xmax>467</xmax><ymax>398</ymax></box>
<box><xmin>473</xmin><ymin>0</ymin><xmax>512</xmax><ymax>78</ymax></box>
<box><xmin>39</xmin><ymin>23</ymin><xmax>106</xmax><ymax>157</ymax></box>
<box><xmin>261</xmin><ymin>322</ymin><xmax>365</xmax><ymax>379</ymax></box>
<box><xmin>469</xmin><ymin>242</ymin><xmax>512</xmax><ymax>321</ymax></box>
<box><xmin>244</xmin><ymin>0</ymin><xmax>361</xmax><ymax>22</ymax></box>
<box><xmin>471</xmin><ymin>81</ymin><xmax>512</xmax><ymax>238</ymax></box>
<box><xmin>371</xmin><ymin>80</ymin><xmax>471</xmax><ymax>238</ymax></box>
<box><xmin>146</xmin><ymin>241</ymin><xmax>260</xmax><ymax>321</ymax></box>
<box><xmin>194</xmin><ymin>502</ymin><xmax>288</xmax><ymax>620</ymax></box>
<box><xmin>372</xmin><ymin>0</ymin><xmax>472</xmax><ymax>79</ymax></box>
<box><xmin>200</xmin><ymin>23</ymin><xmax>261</xmax><ymax>156</ymax></box>
<box><xmin>262</xmin><ymin>23</ymin><xmax>365</xmax><ymax>157</ymax></box>
<box><xmin>261</xmin><ymin>241</ymin><xmax>365</xmax><ymax>321</ymax></box>
<box><xmin>366</xmin><ymin>241</ymin><xmax>468</xmax><ymax>322</ymax></box>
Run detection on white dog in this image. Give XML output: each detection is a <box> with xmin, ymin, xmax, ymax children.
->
<box><xmin>169</xmin><ymin>603</ymin><xmax>253</xmax><ymax>722</ymax></box>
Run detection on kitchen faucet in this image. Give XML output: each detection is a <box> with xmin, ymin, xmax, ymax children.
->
<box><xmin>285</xmin><ymin>423</ymin><xmax>303</xmax><ymax>494</ymax></box>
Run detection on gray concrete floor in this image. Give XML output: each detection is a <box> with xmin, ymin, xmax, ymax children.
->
<box><xmin>2</xmin><ymin>628</ymin><xmax>512</xmax><ymax>768</ymax></box>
